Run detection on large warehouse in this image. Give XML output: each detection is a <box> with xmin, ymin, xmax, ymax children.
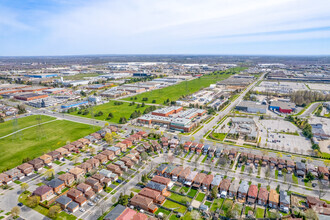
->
<box><xmin>269</xmin><ymin>101</ymin><xmax>295</xmax><ymax>113</ymax></box>
<box><xmin>14</xmin><ymin>93</ymin><xmax>48</xmax><ymax>101</ymax></box>
<box><xmin>235</xmin><ymin>101</ymin><xmax>267</xmax><ymax>114</ymax></box>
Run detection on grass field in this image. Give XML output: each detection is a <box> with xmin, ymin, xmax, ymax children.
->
<box><xmin>60</xmin><ymin>73</ymin><xmax>101</xmax><ymax>80</ymax></box>
<box><xmin>155</xmin><ymin>207</ymin><xmax>171</xmax><ymax>216</ymax></box>
<box><xmin>0</xmin><ymin>119</ymin><xmax>100</xmax><ymax>172</ymax></box>
<box><xmin>69</xmin><ymin>100</ymin><xmax>151</xmax><ymax>123</ymax></box>
<box><xmin>210</xmin><ymin>198</ymin><xmax>224</xmax><ymax>212</ymax></box>
<box><xmin>162</xmin><ymin>200</ymin><xmax>187</xmax><ymax>213</ymax></box>
<box><xmin>123</xmin><ymin>68</ymin><xmax>245</xmax><ymax>104</ymax></box>
<box><xmin>211</xmin><ymin>133</ymin><xmax>227</xmax><ymax>141</ymax></box>
<box><xmin>245</xmin><ymin>206</ymin><xmax>254</xmax><ymax>215</ymax></box>
<box><xmin>256</xmin><ymin>208</ymin><xmax>265</xmax><ymax>218</ymax></box>
<box><xmin>0</xmin><ymin>115</ymin><xmax>55</xmax><ymax>138</ymax></box>
<box><xmin>169</xmin><ymin>193</ymin><xmax>192</xmax><ymax>203</ymax></box>
<box><xmin>187</xmin><ymin>188</ymin><xmax>198</xmax><ymax>197</ymax></box>
<box><xmin>195</xmin><ymin>192</ymin><xmax>206</xmax><ymax>202</ymax></box>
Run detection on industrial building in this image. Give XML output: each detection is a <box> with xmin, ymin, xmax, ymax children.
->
<box><xmin>137</xmin><ymin>107</ymin><xmax>206</xmax><ymax>132</ymax></box>
<box><xmin>14</xmin><ymin>93</ymin><xmax>48</xmax><ymax>101</ymax></box>
<box><xmin>151</xmin><ymin>106</ymin><xmax>183</xmax><ymax>117</ymax></box>
<box><xmin>43</xmin><ymin>88</ymin><xmax>66</xmax><ymax>94</ymax></box>
<box><xmin>235</xmin><ymin>101</ymin><xmax>267</xmax><ymax>114</ymax></box>
<box><xmin>61</xmin><ymin>101</ymin><xmax>89</xmax><ymax>109</ymax></box>
<box><xmin>269</xmin><ymin>101</ymin><xmax>295</xmax><ymax>114</ymax></box>
<box><xmin>24</xmin><ymin>74</ymin><xmax>58</xmax><ymax>78</ymax></box>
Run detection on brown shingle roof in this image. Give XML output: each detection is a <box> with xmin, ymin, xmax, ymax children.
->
<box><xmin>269</xmin><ymin>189</ymin><xmax>279</xmax><ymax>204</ymax></box>
<box><xmin>258</xmin><ymin>187</ymin><xmax>269</xmax><ymax>200</ymax></box>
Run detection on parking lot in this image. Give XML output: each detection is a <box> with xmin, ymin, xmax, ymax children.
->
<box><xmin>256</xmin><ymin>119</ymin><xmax>311</xmax><ymax>155</ymax></box>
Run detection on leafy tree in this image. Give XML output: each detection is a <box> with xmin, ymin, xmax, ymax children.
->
<box><xmin>211</xmin><ymin>186</ymin><xmax>218</xmax><ymax>198</ymax></box>
<box><xmin>130</xmin><ymin>192</ymin><xmax>134</xmax><ymax>199</ymax></box>
<box><xmin>26</xmin><ymin>196</ymin><xmax>40</xmax><ymax>208</ymax></box>
<box><xmin>107</xmin><ymin>112</ymin><xmax>113</xmax><ymax>120</ymax></box>
<box><xmin>45</xmin><ymin>169</ymin><xmax>55</xmax><ymax>180</ymax></box>
<box><xmin>104</xmin><ymin>132</ymin><xmax>113</xmax><ymax>144</ymax></box>
<box><xmin>47</xmin><ymin>205</ymin><xmax>61</xmax><ymax>218</ymax></box>
<box><xmin>21</xmin><ymin>183</ymin><xmax>29</xmax><ymax>192</ymax></box>
<box><xmin>190</xmin><ymin>210</ymin><xmax>200</xmax><ymax>220</ymax></box>
<box><xmin>140</xmin><ymin>152</ymin><xmax>148</xmax><ymax>161</ymax></box>
<box><xmin>119</xmin><ymin>117</ymin><xmax>127</xmax><ymax>124</ymax></box>
<box><xmin>118</xmin><ymin>193</ymin><xmax>129</xmax><ymax>206</ymax></box>
<box><xmin>11</xmin><ymin>206</ymin><xmax>20</xmax><ymax>218</ymax></box>
<box><xmin>305</xmin><ymin>208</ymin><xmax>318</xmax><ymax>220</ymax></box>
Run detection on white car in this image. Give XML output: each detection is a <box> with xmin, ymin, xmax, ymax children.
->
<box><xmin>79</xmin><ymin>208</ymin><xmax>85</xmax><ymax>212</ymax></box>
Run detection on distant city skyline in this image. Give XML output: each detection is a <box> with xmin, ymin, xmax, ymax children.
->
<box><xmin>1</xmin><ymin>0</ymin><xmax>330</xmax><ymax>56</ymax></box>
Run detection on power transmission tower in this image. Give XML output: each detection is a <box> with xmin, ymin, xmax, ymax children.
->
<box><xmin>36</xmin><ymin>115</ymin><xmax>45</xmax><ymax>140</ymax></box>
<box><xmin>12</xmin><ymin>115</ymin><xmax>22</xmax><ymax>141</ymax></box>
<box><xmin>90</xmin><ymin>105</ymin><xmax>95</xmax><ymax>129</ymax></box>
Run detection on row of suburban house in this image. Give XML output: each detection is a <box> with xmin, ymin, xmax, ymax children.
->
<box><xmin>104</xmin><ymin>204</ymin><xmax>156</xmax><ymax>220</ymax></box>
<box><xmin>129</xmin><ymin>175</ymin><xmax>173</xmax><ymax>213</ymax></box>
<box><xmin>0</xmin><ymin>125</ymin><xmax>129</xmax><ymax>186</ymax></box>
<box><xmin>182</xmin><ymin>142</ymin><xmax>239</xmax><ymax>159</ymax></box>
<box><xmin>30</xmin><ymin>146</ymin><xmax>141</xmax><ymax>213</ymax></box>
<box><xmin>0</xmin><ymin>136</ymin><xmax>95</xmax><ymax>186</ymax></box>
<box><xmin>155</xmin><ymin>164</ymin><xmax>330</xmax><ymax>215</ymax></box>
<box><xmin>239</xmin><ymin>153</ymin><xmax>330</xmax><ymax>182</ymax></box>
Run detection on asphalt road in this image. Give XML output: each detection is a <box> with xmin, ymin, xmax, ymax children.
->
<box><xmin>192</xmin><ymin>73</ymin><xmax>266</xmax><ymax>140</ymax></box>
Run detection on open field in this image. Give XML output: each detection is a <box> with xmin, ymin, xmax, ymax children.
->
<box><xmin>0</xmin><ymin>115</ymin><xmax>55</xmax><ymax>138</ymax></box>
<box><xmin>60</xmin><ymin>73</ymin><xmax>101</xmax><ymax>80</ymax></box>
<box><xmin>169</xmin><ymin>192</ymin><xmax>192</xmax><ymax>203</ymax></box>
<box><xmin>69</xmin><ymin>100</ymin><xmax>151</xmax><ymax>123</ymax></box>
<box><xmin>123</xmin><ymin>68</ymin><xmax>245</xmax><ymax>104</ymax></box>
<box><xmin>0</xmin><ymin>119</ymin><xmax>100</xmax><ymax>172</ymax></box>
<box><xmin>162</xmin><ymin>200</ymin><xmax>187</xmax><ymax>213</ymax></box>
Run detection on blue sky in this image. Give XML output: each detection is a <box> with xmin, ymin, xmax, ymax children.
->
<box><xmin>1</xmin><ymin>0</ymin><xmax>330</xmax><ymax>56</ymax></box>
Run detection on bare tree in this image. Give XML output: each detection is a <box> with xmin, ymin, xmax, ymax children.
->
<box><xmin>318</xmin><ymin>181</ymin><xmax>327</xmax><ymax>199</ymax></box>
<box><xmin>168</xmin><ymin>155</ymin><xmax>174</xmax><ymax>164</ymax></box>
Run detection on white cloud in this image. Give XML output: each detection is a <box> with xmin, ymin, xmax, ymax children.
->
<box><xmin>1</xmin><ymin>0</ymin><xmax>330</xmax><ymax>55</ymax></box>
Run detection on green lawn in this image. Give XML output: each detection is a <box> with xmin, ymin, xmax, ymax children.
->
<box><xmin>244</xmin><ymin>206</ymin><xmax>254</xmax><ymax>215</ymax></box>
<box><xmin>181</xmin><ymin>186</ymin><xmax>190</xmax><ymax>193</ymax></box>
<box><xmin>204</xmin><ymin>201</ymin><xmax>212</xmax><ymax>207</ymax></box>
<box><xmin>233</xmin><ymin>203</ymin><xmax>243</xmax><ymax>214</ymax></box>
<box><xmin>130</xmin><ymin>188</ymin><xmax>141</xmax><ymax>193</ymax></box>
<box><xmin>221</xmin><ymin>200</ymin><xmax>233</xmax><ymax>215</ymax></box>
<box><xmin>55</xmin><ymin>211</ymin><xmax>77</xmax><ymax>220</ymax></box>
<box><xmin>211</xmin><ymin>198</ymin><xmax>224</xmax><ymax>212</ymax></box>
<box><xmin>212</xmin><ymin>133</ymin><xmax>227</xmax><ymax>141</ymax></box>
<box><xmin>275</xmin><ymin>170</ymin><xmax>279</xmax><ymax>179</ymax></box>
<box><xmin>171</xmin><ymin>185</ymin><xmax>180</xmax><ymax>192</ymax></box>
<box><xmin>169</xmin><ymin>214</ymin><xmax>179</xmax><ymax>220</ymax></box>
<box><xmin>201</xmin><ymin>155</ymin><xmax>208</xmax><ymax>163</ymax></box>
<box><xmin>162</xmin><ymin>200</ymin><xmax>187</xmax><ymax>213</ymax></box>
<box><xmin>187</xmin><ymin>188</ymin><xmax>198</xmax><ymax>197</ymax></box>
<box><xmin>69</xmin><ymin>100</ymin><xmax>151</xmax><ymax>123</ymax></box>
<box><xmin>0</xmin><ymin>119</ymin><xmax>100</xmax><ymax>172</ymax></box>
<box><xmin>0</xmin><ymin>115</ymin><xmax>55</xmax><ymax>138</ymax></box>
<box><xmin>169</xmin><ymin>192</ymin><xmax>192</xmax><ymax>203</ymax></box>
<box><xmin>292</xmin><ymin>174</ymin><xmax>298</xmax><ymax>184</ymax></box>
<box><xmin>182</xmin><ymin>212</ymin><xmax>203</xmax><ymax>220</ymax></box>
<box><xmin>155</xmin><ymin>207</ymin><xmax>171</xmax><ymax>216</ymax></box>
<box><xmin>61</xmin><ymin>73</ymin><xmax>101</xmax><ymax>80</ymax></box>
<box><xmin>256</xmin><ymin>208</ymin><xmax>265</xmax><ymax>218</ymax></box>
<box><xmin>123</xmin><ymin>69</ymin><xmax>243</xmax><ymax>104</ymax></box>
<box><xmin>18</xmin><ymin>191</ymin><xmax>49</xmax><ymax>216</ymax></box>
<box><xmin>195</xmin><ymin>192</ymin><xmax>206</xmax><ymax>202</ymax></box>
